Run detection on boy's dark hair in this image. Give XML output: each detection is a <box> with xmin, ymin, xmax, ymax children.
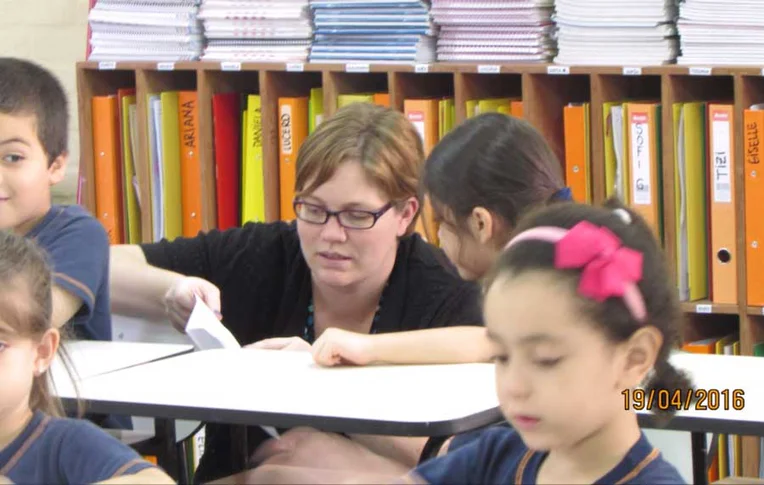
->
<box><xmin>422</xmin><ymin>112</ymin><xmax>566</xmax><ymax>244</ymax></box>
<box><xmin>485</xmin><ymin>198</ymin><xmax>693</xmax><ymax>424</ymax></box>
<box><xmin>0</xmin><ymin>58</ymin><xmax>69</xmax><ymax>164</ymax></box>
<box><xmin>0</xmin><ymin>230</ymin><xmax>80</xmax><ymax>417</ymax></box>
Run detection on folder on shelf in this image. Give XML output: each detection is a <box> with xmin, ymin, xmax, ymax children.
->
<box><xmin>625</xmin><ymin>102</ymin><xmax>662</xmax><ymax>239</ymax></box>
<box><xmin>212</xmin><ymin>92</ymin><xmax>242</xmax><ymax>231</ymax></box>
<box><xmin>707</xmin><ymin>104</ymin><xmax>737</xmax><ymax>305</ymax></box>
<box><xmin>563</xmin><ymin>102</ymin><xmax>591</xmax><ymax>204</ymax></box>
<box><xmin>308</xmin><ymin>87</ymin><xmax>324</xmax><ymax>134</ymax></box>
<box><xmin>160</xmin><ymin>92</ymin><xmax>183</xmax><ymax>241</ymax></box>
<box><xmin>404</xmin><ymin>98</ymin><xmax>440</xmax><ymax>245</ymax></box>
<box><xmin>278</xmin><ymin>96</ymin><xmax>309</xmax><ymax>221</ymax></box>
<box><xmin>673</xmin><ymin>102</ymin><xmax>708</xmax><ymax>302</ymax></box>
<box><xmin>242</xmin><ymin>94</ymin><xmax>265</xmax><ymax>225</ymax></box>
<box><xmin>178</xmin><ymin>91</ymin><xmax>203</xmax><ymax>238</ymax></box>
<box><xmin>337</xmin><ymin>93</ymin><xmax>374</xmax><ymax>108</ymax></box>
<box><xmin>147</xmin><ymin>94</ymin><xmax>164</xmax><ymax>241</ymax></box>
<box><xmin>91</xmin><ymin>95</ymin><xmax>124</xmax><ymax>245</ymax></box>
<box><xmin>603</xmin><ymin>101</ymin><xmax>619</xmax><ymax>199</ymax></box>
<box><xmin>745</xmin><ymin>104</ymin><xmax>764</xmax><ymax>306</ymax></box>
<box><xmin>117</xmin><ymin>89</ymin><xmax>141</xmax><ymax>244</ymax></box>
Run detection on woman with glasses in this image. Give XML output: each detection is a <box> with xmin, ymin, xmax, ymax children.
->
<box><xmin>107</xmin><ymin>102</ymin><xmax>483</xmax><ymax>483</ymax></box>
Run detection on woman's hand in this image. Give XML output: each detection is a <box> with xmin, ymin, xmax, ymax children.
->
<box><xmin>246</xmin><ymin>337</ymin><xmax>311</xmax><ymax>352</ymax></box>
<box><xmin>163</xmin><ymin>276</ymin><xmax>221</xmax><ymax>332</ymax></box>
<box><xmin>311</xmin><ymin>328</ymin><xmax>375</xmax><ymax>367</ymax></box>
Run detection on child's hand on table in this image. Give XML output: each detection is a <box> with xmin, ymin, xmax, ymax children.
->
<box><xmin>311</xmin><ymin>328</ymin><xmax>375</xmax><ymax>366</ymax></box>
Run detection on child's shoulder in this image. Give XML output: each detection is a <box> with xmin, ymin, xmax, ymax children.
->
<box><xmin>31</xmin><ymin>204</ymin><xmax>108</xmax><ymax>247</ymax></box>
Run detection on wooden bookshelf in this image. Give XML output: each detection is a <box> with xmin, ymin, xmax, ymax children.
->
<box><xmin>77</xmin><ymin>61</ymin><xmax>764</xmax><ymax>476</ymax></box>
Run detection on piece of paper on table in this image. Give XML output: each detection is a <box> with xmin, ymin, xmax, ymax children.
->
<box><xmin>184</xmin><ymin>296</ymin><xmax>280</xmax><ymax>439</ymax></box>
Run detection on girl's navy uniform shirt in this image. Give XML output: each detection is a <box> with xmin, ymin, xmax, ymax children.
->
<box><xmin>405</xmin><ymin>427</ymin><xmax>685</xmax><ymax>485</ymax></box>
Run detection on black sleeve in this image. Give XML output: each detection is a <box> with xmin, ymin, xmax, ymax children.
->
<box><xmin>139</xmin><ymin>222</ymin><xmax>287</xmax><ymax>289</ymax></box>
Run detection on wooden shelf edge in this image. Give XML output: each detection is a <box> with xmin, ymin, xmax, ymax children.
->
<box><xmin>75</xmin><ymin>61</ymin><xmax>764</xmax><ymax>76</ymax></box>
<box><xmin>747</xmin><ymin>306</ymin><xmax>764</xmax><ymax>316</ymax></box>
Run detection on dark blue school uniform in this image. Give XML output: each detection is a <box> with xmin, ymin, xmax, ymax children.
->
<box><xmin>0</xmin><ymin>411</ymin><xmax>156</xmax><ymax>484</ymax></box>
<box><xmin>405</xmin><ymin>427</ymin><xmax>684</xmax><ymax>484</ymax></box>
<box><xmin>27</xmin><ymin>205</ymin><xmax>130</xmax><ymax>430</ymax></box>
<box><xmin>27</xmin><ymin>205</ymin><xmax>112</xmax><ymax>342</ymax></box>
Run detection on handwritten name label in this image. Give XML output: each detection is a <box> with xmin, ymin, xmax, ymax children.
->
<box><xmin>630</xmin><ymin>112</ymin><xmax>651</xmax><ymax>205</ymax></box>
<box><xmin>286</xmin><ymin>63</ymin><xmax>304</xmax><ymax>72</ymax></box>
<box><xmin>221</xmin><ymin>61</ymin><xmax>241</xmax><ymax>71</ymax></box>
<box><xmin>689</xmin><ymin>66</ymin><xmax>712</xmax><ymax>76</ymax></box>
<box><xmin>414</xmin><ymin>64</ymin><xmax>430</xmax><ymax>73</ymax></box>
<box><xmin>98</xmin><ymin>61</ymin><xmax>116</xmax><ymax>70</ymax></box>
<box><xmin>622</xmin><ymin>67</ymin><xmax>642</xmax><ymax>76</ymax></box>
<box><xmin>547</xmin><ymin>65</ymin><xmax>570</xmax><ymax>75</ymax></box>
<box><xmin>477</xmin><ymin>64</ymin><xmax>500</xmax><ymax>74</ymax></box>
<box><xmin>696</xmin><ymin>304</ymin><xmax>712</xmax><ymax>314</ymax></box>
<box><xmin>345</xmin><ymin>63</ymin><xmax>370</xmax><ymax>73</ymax></box>
<box><xmin>711</xmin><ymin>110</ymin><xmax>732</xmax><ymax>203</ymax></box>
<box><xmin>157</xmin><ymin>62</ymin><xmax>175</xmax><ymax>71</ymax></box>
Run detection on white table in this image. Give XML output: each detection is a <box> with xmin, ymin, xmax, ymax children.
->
<box><xmin>54</xmin><ymin>348</ymin><xmax>502</xmax><ymax>475</ymax></box>
<box><xmin>636</xmin><ymin>352</ymin><xmax>764</xmax><ymax>485</ymax></box>
<box><xmin>55</xmin><ymin>348</ymin><xmax>501</xmax><ymax>435</ymax></box>
<box><xmin>51</xmin><ymin>340</ymin><xmax>194</xmax><ymax>383</ymax></box>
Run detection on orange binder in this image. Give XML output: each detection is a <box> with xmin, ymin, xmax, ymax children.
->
<box><xmin>404</xmin><ymin>99</ymin><xmax>440</xmax><ymax>245</ymax></box>
<box><xmin>278</xmin><ymin>97</ymin><xmax>309</xmax><ymax>221</ymax></box>
<box><xmin>510</xmin><ymin>100</ymin><xmax>524</xmax><ymax>118</ymax></box>
<box><xmin>178</xmin><ymin>91</ymin><xmax>202</xmax><ymax>238</ymax></box>
<box><xmin>373</xmin><ymin>93</ymin><xmax>390</xmax><ymax>108</ymax></box>
<box><xmin>563</xmin><ymin>103</ymin><xmax>591</xmax><ymax>203</ymax></box>
<box><xmin>708</xmin><ymin>104</ymin><xmax>737</xmax><ymax>305</ymax></box>
<box><xmin>91</xmin><ymin>95</ymin><xmax>124</xmax><ymax>245</ymax></box>
<box><xmin>744</xmin><ymin>107</ymin><xmax>764</xmax><ymax>305</ymax></box>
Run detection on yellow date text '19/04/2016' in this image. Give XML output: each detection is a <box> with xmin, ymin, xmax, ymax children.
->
<box><xmin>622</xmin><ymin>388</ymin><xmax>745</xmax><ymax>412</ymax></box>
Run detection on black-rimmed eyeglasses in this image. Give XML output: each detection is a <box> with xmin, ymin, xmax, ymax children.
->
<box><xmin>293</xmin><ymin>200</ymin><xmax>395</xmax><ymax>229</ymax></box>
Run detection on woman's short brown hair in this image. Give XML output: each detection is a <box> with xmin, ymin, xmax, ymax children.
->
<box><xmin>294</xmin><ymin>102</ymin><xmax>425</xmax><ymax>236</ymax></box>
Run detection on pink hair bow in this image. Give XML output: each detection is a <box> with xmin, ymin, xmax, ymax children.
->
<box><xmin>506</xmin><ymin>221</ymin><xmax>647</xmax><ymax>322</ymax></box>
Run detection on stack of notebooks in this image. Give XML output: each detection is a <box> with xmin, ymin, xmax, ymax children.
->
<box><xmin>198</xmin><ymin>0</ymin><xmax>313</xmax><ymax>62</ymax></box>
<box><xmin>309</xmin><ymin>0</ymin><xmax>437</xmax><ymax>64</ymax></box>
<box><xmin>429</xmin><ymin>0</ymin><xmax>556</xmax><ymax>63</ymax></box>
<box><xmin>87</xmin><ymin>0</ymin><xmax>203</xmax><ymax>61</ymax></box>
<box><xmin>553</xmin><ymin>0</ymin><xmax>678</xmax><ymax>65</ymax></box>
<box><xmin>677</xmin><ymin>0</ymin><xmax>764</xmax><ymax>65</ymax></box>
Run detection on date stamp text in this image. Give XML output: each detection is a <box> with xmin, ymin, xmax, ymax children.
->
<box><xmin>623</xmin><ymin>388</ymin><xmax>745</xmax><ymax>411</ymax></box>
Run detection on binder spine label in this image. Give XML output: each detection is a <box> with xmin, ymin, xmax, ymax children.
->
<box><xmin>280</xmin><ymin>104</ymin><xmax>294</xmax><ymax>156</ymax></box>
<box><xmin>630</xmin><ymin>112</ymin><xmax>651</xmax><ymax>205</ymax></box>
<box><xmin>711</xmin><ymin>111</ymin><xmax>732</xmax><ymax>204</ymax></box>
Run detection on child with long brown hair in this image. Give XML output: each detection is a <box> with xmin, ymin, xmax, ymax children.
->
<box><xmin>0</xmin><ymin>231</ymin><xmax>174</xmax><ymax>484</ymax></box>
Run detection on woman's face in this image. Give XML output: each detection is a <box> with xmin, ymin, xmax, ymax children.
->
<box><xmin>296</xmin><ymin>161</ymin><xmax>417</xmax><ymax>289</ymax></box>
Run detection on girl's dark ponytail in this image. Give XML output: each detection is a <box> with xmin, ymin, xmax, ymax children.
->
<box><xmin>643</xmin><ymin>360</ymin><xmax>696</xmax><ymax>426</ymax></box>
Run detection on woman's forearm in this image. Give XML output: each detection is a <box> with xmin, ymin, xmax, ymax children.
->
<box><xmin>109</xmin><ymin>245</ymin><xmax>183</xmax><ymax>320</ymax></box>
<box><xmin>367</xmin><ymin>326</ymin><xmax>493</xmax><ymax>365</ymax></box>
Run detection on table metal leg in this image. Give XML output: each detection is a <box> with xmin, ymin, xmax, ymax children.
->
<box><xmin>418</xmin><ymin>436</ymin><xmax>450</xmax><ymax>464</ymax></box>
<box><xmin>691</xmin><ymin>432</ymin><xmax>708</xmax><ymax>485</ymax></box>
<box><xmin>155</xmin><ymin>418</ymin><xmax>182</xmax><ymax>481</ymax></box>
<box><xmin>230</xmin><ymin>425</ymin><xmax>249</xmax><ymax>474</ymax></box>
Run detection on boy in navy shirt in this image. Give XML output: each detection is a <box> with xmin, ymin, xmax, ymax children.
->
<box><xmin>0</xmin><ymin>58</ymin><xmax>111</xmax><ymax>343</ymax></box>
<box><xmin>0</xmin><ymin>58</ymin><xmax>126</xmax><ymax>429</ymax></box>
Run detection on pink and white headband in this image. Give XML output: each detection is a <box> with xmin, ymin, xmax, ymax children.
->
<box><xmin>504</xmin><ymin>218</ymin><xmax>647</xmax><ymax>322</ymax></box>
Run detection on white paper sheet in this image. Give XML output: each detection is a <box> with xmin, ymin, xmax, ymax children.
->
<box><xmin>185</xmin><ymin>296</ymin><xmax>240</xmax><ymax>350</ymax></box>
<box><xmin>184</xmin><ymin>297</ymin><xmax>280</xmax><ymax>439</ymax></box>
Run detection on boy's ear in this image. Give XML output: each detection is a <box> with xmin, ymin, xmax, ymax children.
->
<box><xmin>47</xmin><ymin>152</ymin><xmax>69</xmax><ymax>186</ymax></box>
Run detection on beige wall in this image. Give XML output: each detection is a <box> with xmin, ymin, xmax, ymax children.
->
<box><xmin>1</xmin><ymin>0</ymin><xmax>90</xmax><ymax>203</ymax></box>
